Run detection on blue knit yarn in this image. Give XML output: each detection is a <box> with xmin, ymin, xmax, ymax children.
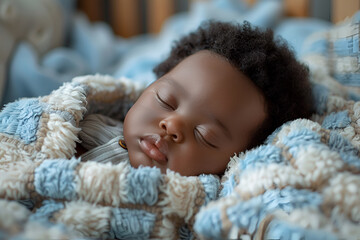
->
<box><xmin>193</xmin><ymin>206</ymin><xmax>223</xmax><ymax>240</ymax></box>
<box><xmin>27</xmin><ymin>200</ymin><xmax>75</xmax><ymax>237</ymax></box>
<box><xmin>265</xmin><ymin>122</ymin><xmax>290</xmax><ymax>144</ymax></box>
<box><xmin>265</xmin><ymin>219</ymin><xmax>338</xmax><ymax>240</ymax></box>
<box><xmin>311</xmin><ymin>83</ymin><xmax>329</xmax><ymax>115</ymax></box>
<box><xmin>322</xmin><ymin>110</ymin><xmax>351</xmax><ymax>130</ymax></box>
<box><xmin>239</xmin><ymin>144</ymin><xmax>285</xmax><ymax>171</ymax></box>
<box><xmin>198</xmin><ymin>174</ymin><xmax>220</xmax><ymax>205</ymax></box>
<box><xmin>226</xmin><ymin>187</ymin><xmax>322</xmax><ymax>235</ymax></box>
<box><xmin>281</xmin><ymin>128</ymin><xmax>323</xmax><ymax>158</ymax></box>
<box><xmin>349</xmin><ymin>91</ymin><xmax>360</xmax><ymax>102</ymax></box>
<box><xmin>328</xmin><ymin>131</ymin><xmax>359</xmax><ymax>156</ymax></box>
<box><xmin>282</xmin><ymin>128</ymin><xmax>322</xmax><ymax>146</ymax></box>
<box><xmin>109</xmin><ymin>208</ymin><xmax>156</xmax><ymax>240</ymax></box>
<box><xmin>227</xmin><ymin>196</ymin><xmax>263</xmax><ymax>234</ymax></box>
<box><xmin>333</xmin><ymin>35</ymin><xmax>359</xmax><ymax>57</ymax></box>
<box><xmin>29</xmin><ymin>200</ymin><xmax>64</xmax><ymax>222</ymax></box>
<box><xmin>34</xmin><ymin>158</ymin><xmax>80</xmax><ymax>200</ymax></box>
<box><xmin>220</xmin><ymin>174</ymin><xmax>237</xmax><ymax>197</ymax></box>
<box><xmin>221</xmin><ymin>145</ymin><xmax>285</xmax><ymax>198</ymax></box>
<box><xmin>339</xmin><ymin>153</ymin><xmax>360</xmax><ymax>170</ymax></box>
<box><xmin>0</xmin><ymin>99</ymin><xmax>42</xmax><ymax>144</ymax></box>
<box><xmin>126</xmin><ymin>166</ymin><xmax>162</xmax><ymax>205</ymax></box>
<box><xmin>334</xmin><ymin>73</ymin><xmax>360</xmax><ymax>88</ymax></box>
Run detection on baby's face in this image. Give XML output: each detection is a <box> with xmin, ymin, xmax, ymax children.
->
<box><xmin>123</xmin><ymin>50</ymin><xmax>267</xmax><ymax>176</ymax></box>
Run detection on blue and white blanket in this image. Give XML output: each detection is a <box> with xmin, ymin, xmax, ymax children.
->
<box><xmin>1</xmin><ymin>5</ymin><xmax>360</xmax><ymax>240</ymax></box>
<box><xmin>0</xmin><ymin>63</ymin><xmax>360</xmax><ymax>240</ymax></box>
<box><xmin>0</xmin><ymin>75</ymin><xmax>220</xmax><ymax>239</ymax></box>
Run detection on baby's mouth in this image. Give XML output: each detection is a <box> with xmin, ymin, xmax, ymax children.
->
<box><xmin>139</xmin><ymin>135</ymin><xmax>168</xmax><ymax>165</ymax></box>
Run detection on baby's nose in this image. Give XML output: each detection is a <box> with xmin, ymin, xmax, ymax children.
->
<box><xmin>159</xmin><ymin>117</ymin><xmax>184</xmax><ymax>143</ymax></box>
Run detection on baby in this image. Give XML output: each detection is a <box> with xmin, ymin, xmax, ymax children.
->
<box><xmin>77</xmin><ymin>21</ymin><xmax>313</xmax><ymax>176</ymax></box>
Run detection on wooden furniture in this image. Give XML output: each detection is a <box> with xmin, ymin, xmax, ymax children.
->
<box><xmin>77</xmin><ymin>0</ymin><xmax>360</xmax><ymax>38</ymax></box>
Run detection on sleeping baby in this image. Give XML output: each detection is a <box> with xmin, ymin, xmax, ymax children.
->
<box><xmin>76</xmin><ymin>21</ymin><xmax>314</xmax><ymax>176</ymax></box>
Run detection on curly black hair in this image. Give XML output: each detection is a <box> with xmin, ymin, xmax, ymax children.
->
<box><xmin>153</xmin><ymin>21</ymin><xmax>314</xmax><ymax>149</ymax></box>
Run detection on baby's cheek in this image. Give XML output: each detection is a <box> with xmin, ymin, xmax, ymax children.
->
<box><xmin>127</xmin><ymin>150</ymin><xmax>143</xmax><ymax>168</ymax></box>
<box><xmin>207</xmin><ymin>153</ymin><xmax>231</xmax><ymax>175</ymax></box>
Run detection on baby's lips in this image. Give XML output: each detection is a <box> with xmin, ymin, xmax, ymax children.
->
<box><xmin>154</xmin><ymin>137</ymin><xmax>168</xmax><ymax>157</ymax></box>
<box><xmin>140</xmin><ymin>135</ymin><xmax>168</xmax><ymax>164</ymax></box>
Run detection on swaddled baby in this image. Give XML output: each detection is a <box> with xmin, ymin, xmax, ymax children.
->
<box><xmin>76</xmin><ymin>21</ymin><xmax>313</xmax><ymax>176</ymax></box>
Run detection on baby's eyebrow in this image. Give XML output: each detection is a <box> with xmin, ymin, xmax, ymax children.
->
<box><xmin>162</xmin><ymin>77</ymin><xmax>187</xmax><ymax>96</ymax></box>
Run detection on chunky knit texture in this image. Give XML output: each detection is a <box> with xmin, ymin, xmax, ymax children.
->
<box><xmin>1</xmin><ymin>66</ymin><xmax>360</xmax><ymax>239</ymax></box>
<box><xmin>2</xmin><ymin>10</ymin><xmax>360</xmax><ymax>240</ymax></box>
<box><xmin>0</xmin><ymin>75</ymin><xmax>219</xmax><ymax>239</ymax></box>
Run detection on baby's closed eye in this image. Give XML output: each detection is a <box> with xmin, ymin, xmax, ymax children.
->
<box><xmin>156</xmin><ymin>91</ymin><xmax>176</xmax><ymax>111</ymax></box>
<box><xmin>194</xmin><ymin>126</ymin><xmax>218</xmax><ymax>149</ymax></box>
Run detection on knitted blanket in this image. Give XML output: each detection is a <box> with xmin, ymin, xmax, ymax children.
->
<box><xmin>0</xmin><ymin>75</ymin><xmax>220</xmax><ymax>239</ymax></box>
<box><xmin>1</xmin><ymin>66</ymin><xmax>360</xmax><ymax>239</ymax></box>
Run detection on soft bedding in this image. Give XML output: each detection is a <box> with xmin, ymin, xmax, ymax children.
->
<box><xmin>1</xmin><ymin>72</ymin><xmax>359</xmax><ymax>239</ymax></box>
<box><xmin>0</xmin><ymin>75</ymin><xmax>221</xmax><ymax>239</ymax></box>
<box><xmin>1</xmin><ymin>8</ymin><xmax>360</xmax><ymax>240</ymax></box>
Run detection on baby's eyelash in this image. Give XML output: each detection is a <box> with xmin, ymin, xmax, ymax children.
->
<box><xmin>156</xmin><ymin>92</ymin><xmax>174</xmax><ymax>110</ymax></box>
<box><xmin>194</xmin><ymin>128</ymin><xmax>218</xmax><ymax>149</ymax></box>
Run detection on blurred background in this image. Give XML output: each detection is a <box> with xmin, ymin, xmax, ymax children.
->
<box><xmin>0</xmin><ymin>0</ymin><xmax>359</xmax><ymax>107</ymax></box>
<box><xmin>77</xmin><ymin>0</ymin><xmax>358</xmax><ymax>37</ymax></box>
